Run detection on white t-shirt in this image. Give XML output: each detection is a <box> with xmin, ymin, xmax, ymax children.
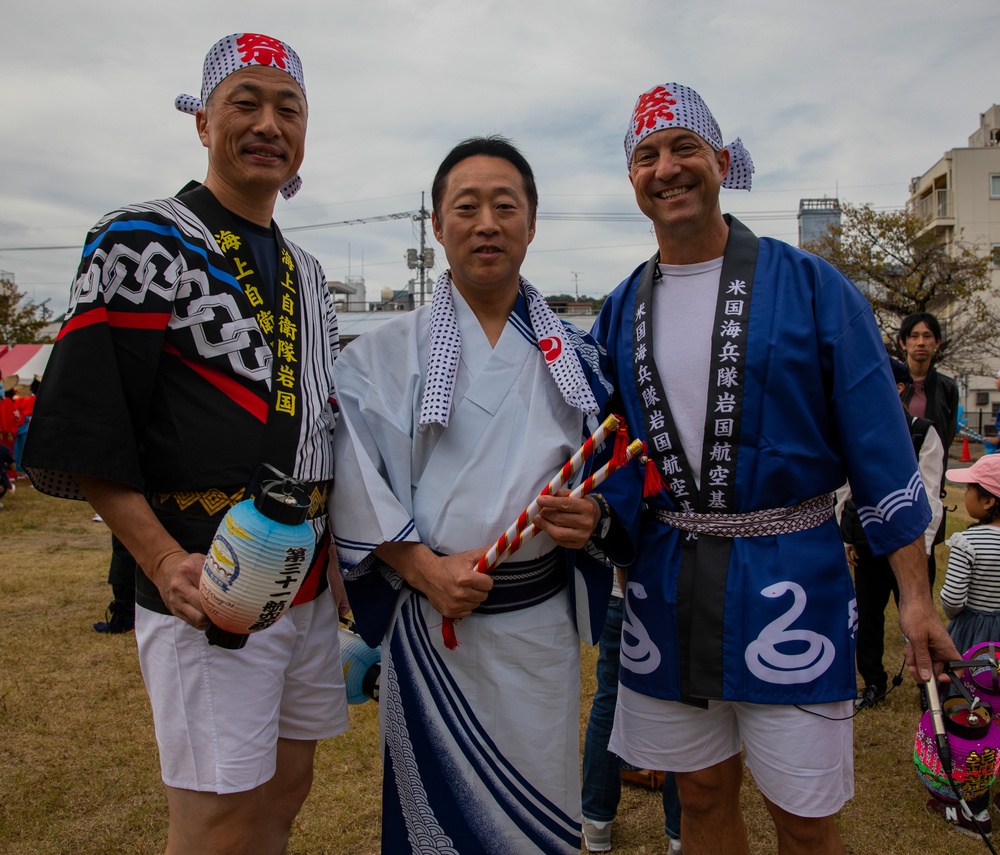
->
<box><xmin>651</xmin><ymin>257</ymin><xmax>724</xmax><ymax>491</ymax></box>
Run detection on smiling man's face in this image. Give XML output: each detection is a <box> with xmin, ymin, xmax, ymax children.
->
<box><xmin>196</xmin><ymin>65</ymin><xmax>307</xmax><ymax>205</ymax></box>
<box><xmin>431</xmin><ymin>155</ymin><xmax>536</xmax><ymax>301</ymax></box>
<box><xmin>629</xmin><ymin>127</ymin><xmax>731</xmax><ymax>262</ymax></box>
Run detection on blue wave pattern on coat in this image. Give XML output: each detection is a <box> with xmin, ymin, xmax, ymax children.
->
<box><xmin>380</xmin><ymin>595</ymin><xmax>581</xmax><ymax>854</ymax></box>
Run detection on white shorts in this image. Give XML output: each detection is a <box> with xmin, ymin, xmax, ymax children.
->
<box><xmin>610</xmin><ymin>685</ymin><xmax>854</xmax><ymax>817</ymax></box>
<box><xmin>136</xmin><ymin>589</ymin><xmax>348</xmax><ymax>794</ymax></box>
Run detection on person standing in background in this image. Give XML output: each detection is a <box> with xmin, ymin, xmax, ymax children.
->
<box><xmin>582</xmin><ymin>566</ymin><xmax>682</xmax><ymax>852</ymax></box>
<box><xmin>983</xmin><ymin>370</ymin><xmax>1000</xmax><ymax>454</ymax></box>
<box><xmin>898</xmin><ymin>312</ymin><xmax>958</xmax><ymax>583</ymax></box>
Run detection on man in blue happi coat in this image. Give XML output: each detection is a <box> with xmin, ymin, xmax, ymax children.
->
<box><xmin>593</xmin><ymin>83</ymin><xmax>960</xmax><ymax>855</ymax></box>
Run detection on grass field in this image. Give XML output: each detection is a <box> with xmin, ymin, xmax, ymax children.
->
<box><xmin>0</xmin><ymin>478</ymin><xmax>993</xmax><ymax>854</ymax></box>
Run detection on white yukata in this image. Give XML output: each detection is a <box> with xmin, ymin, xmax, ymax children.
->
<box><xmin>332</xmin><ymin>276</ymin><xmax>619</xmax><ymax>855</ymax></box>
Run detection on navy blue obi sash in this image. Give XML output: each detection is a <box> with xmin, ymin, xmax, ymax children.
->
<box><xmin>474</xmin><ymin>550</ymin><xmax>566</xmax><ymax>615</ymax></box>
<box><xmin>409</xmin><ymin>549</ymin><xmax>566</xmax><ymax>616</ymax></box>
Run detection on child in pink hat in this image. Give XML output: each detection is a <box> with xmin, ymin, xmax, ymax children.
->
<box><xmin>940</xmin><ymin>455</ymin><xmax>1000</xmax><ymax>652</ymax></box>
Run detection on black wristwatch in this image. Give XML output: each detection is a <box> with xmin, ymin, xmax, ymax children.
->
<box><xmin>593</xmin><ymin>493</ymin><xmax>612</xmax><ymax>539</ymax></box>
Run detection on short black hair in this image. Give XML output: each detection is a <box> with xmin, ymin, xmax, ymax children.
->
<box><xmin>889</xmin><ymin>357</ymin><xmax>912</xmax><ymax>386</ymax></box>
<box><xmin>898</xmin><ymin>312</ymin><xmax>942</xmax><ymax>345</ymax></box>
<box><xmin>431</xmin><ymin>135</ymin><xmax>538</xmax><ymax>223</ymax></box>
<box><xmin>974</xmin><ymin>483</ymin><xmax>1000</xmax><ymax>526</ymax></box>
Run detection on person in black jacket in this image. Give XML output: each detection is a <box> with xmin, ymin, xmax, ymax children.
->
<box><xmin>898</xmin><ymin>312</ymin><xmax>959</xmax><ymax>583</ymax></box>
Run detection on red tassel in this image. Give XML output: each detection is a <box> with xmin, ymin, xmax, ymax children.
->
<box><xmin>611</xmin><ymin>420</ymin><xmax>630</xmax><ymax>467</ymax></box>
<box><xmin>642</xmin><ymin>445</ymin><xmax>665</xmax><ymax>498</ymax></box>
<box><xmin>442</xmin><ymin>617</ymin><xmax>460</xmax><ymax>650</ymax></box>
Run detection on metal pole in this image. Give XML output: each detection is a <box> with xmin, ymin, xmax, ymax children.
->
<box><xmin>419</xmin><ymin>192</ymin><xmax>427</xmax><ymax>307</ymax></box>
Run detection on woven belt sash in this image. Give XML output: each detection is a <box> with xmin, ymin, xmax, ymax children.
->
<box><xmin>652</xmin><ymin>492</ymin><xmax>834</xmax><ymax>538</ymax></box>
<box><xmin>152</xmin><ymin>481</ymin><xmax>330</xmax><ymax>520</ymax></box>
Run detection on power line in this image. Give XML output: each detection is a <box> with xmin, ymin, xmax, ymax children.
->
<box><xmin>0</xmin><ymin>203</ymin><xmax>906</xmax><ymax>252</ymax></box>
<box><xmin>0</xmin><ymin>244</ymin><xmax>82</xmax><ymax>252</ymax></box>
<box><xmin>283</xmin><ymin>210</ymin><xmax>421</xmax><ymax>232</ymax></box>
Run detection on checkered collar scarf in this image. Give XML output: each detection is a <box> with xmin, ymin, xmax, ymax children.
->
<box><xmin>624</xmin><ymin>83</ymin><xmax>754</xmax><ymax>191</ymax></box>
<box><xmin>418</xmin><ymin>270</ymin><xmax>600</xmax><ymax>428</ymax></box>
<box><xmin>175</xmin><ymin>33</ymin><xmax>306</xmax><ymax>200</ymax></box>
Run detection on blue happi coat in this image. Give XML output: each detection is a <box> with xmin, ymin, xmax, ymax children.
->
<box><xmin>594</xmin><ymin>218</ymin><xmax>931</xmax><ymax>705</ymax></box>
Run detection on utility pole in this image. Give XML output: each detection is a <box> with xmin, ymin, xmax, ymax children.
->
<box><xmin>571</xmin><ymin>271</ymin><xmax>583</xmax><ymax>300</ymax></box>
<box><xmin>407</xmin><ymin>192</ymin><xmax>435</xmax><ymax>307</ymax></box>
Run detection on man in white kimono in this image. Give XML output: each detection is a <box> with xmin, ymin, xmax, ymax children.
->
<box><xmin>331</xmin><ymin>136</ymin><xmax>626</xmax><ymax>854</ymax></box>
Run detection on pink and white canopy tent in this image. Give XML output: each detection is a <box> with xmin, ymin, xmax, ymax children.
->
<box><xmin>0</xmin><ymin>344</ymin><xmax>52</xmax><ymax>389</ymax></box>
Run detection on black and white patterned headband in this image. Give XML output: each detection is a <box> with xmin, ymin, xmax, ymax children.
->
<box><xmin>175</xmin><ymin>33</ymin><xmax>306</xmax><ymax>200</ymax></box>
<box><xmin>624</xmin><ymin>83</ymin><xmax>754</xmax><ymax>191</ymax></box>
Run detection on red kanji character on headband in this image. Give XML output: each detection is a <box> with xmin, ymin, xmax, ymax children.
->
<box><xmin>633</xmin><ymin>86</ymin><xmax>677</xmax><ymax>134</ymax></box>
<box><xmin>236</xmin><ymin>33</ymin><xmax>289</xmax><ymax>69</ymax></box>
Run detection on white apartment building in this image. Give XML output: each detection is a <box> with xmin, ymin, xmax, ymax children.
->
<box><xmin>907</xmin><ymin>105</ymin><xmax>1000</xmax><ymax>439</ymax></box>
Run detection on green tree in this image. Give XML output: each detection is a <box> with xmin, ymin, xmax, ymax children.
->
<box><xmin>804</xmin><ymin>202</ymin><xmax>998</xmax><ymax>374</ymax></box>
<box><xmin>0</xmin><ymin>276</ymin><xmax>53</xmax><ymax>345</ymax></box>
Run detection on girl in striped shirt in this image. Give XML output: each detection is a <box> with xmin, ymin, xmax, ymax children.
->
<box><xmin>941</xmin><ymin>454</ymin><xmax>1000</xmax><ymax>654</ymax></box>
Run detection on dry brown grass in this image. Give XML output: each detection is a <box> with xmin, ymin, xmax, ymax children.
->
<box><xmin>0</xmin><ymin>480</ymin><xmax>991</xmax><ymax>853</ymax></box>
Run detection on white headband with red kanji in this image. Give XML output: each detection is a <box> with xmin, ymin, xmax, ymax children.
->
<box><xmin>176</xmin><ymin>33</ymin><xmax>306</xmax><ymax>200</ymax></box>
<box><xmin>624</xmin><ymin>83</ymin><xmax>754</xmax><ymax>191</ymax></box>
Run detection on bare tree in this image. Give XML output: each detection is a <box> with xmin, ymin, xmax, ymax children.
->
<box><xmin>0</xmin><ymin>276</ymin><xmax>53</xmax><ymax>345</ymax></box>
<box><xmin>804</xmin><ymin>203</ymin><xmax>998</xmax><ymax>374</ymax></box>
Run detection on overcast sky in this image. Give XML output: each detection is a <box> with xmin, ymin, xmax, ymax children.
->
<box><xmin>3</xmin><ymin>1</ymin><xmax>998</xmax><ymax>313</ymax></box>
